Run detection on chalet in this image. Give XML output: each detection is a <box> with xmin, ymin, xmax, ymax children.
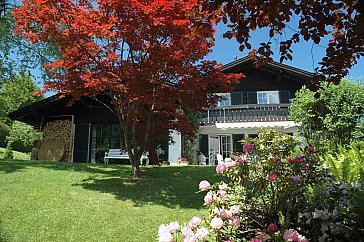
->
<box><xmin>197</xmin><ymin>57</ymin><xmax>312</xmax><ymax>164</ymax></box>
<box><xmin>9</xmin><ymin>57</ymin><xmax>312</xmax><ymax>165</ymax></box>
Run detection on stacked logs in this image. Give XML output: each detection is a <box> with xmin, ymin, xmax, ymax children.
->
<box><xmin>40</xmin><ymin>119</ymin><xmax>72</xmax><ymax>162</ymax></box>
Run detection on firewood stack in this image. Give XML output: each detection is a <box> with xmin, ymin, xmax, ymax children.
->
<box><xmin>40</xmin><ymin>119</ymin><xmax>72</xmax><ymax>162</ymax></box>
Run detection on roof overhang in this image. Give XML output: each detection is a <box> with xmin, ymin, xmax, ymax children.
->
<box><xmin>220</xmin><ymin>56</ymin><xmax>313</xmax><ymax>81</ymax></box>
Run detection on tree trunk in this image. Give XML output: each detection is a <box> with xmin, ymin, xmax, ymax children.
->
<box><xmin>130</xmin><ymin>157</ymin><xmax>142</xmax><ymax>179</ymax></box>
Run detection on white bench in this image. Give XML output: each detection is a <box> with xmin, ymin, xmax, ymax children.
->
<box><xmin>104</xmin><ymin>149</ymin><xmax>149</xmax><ymax>165</ymax></box>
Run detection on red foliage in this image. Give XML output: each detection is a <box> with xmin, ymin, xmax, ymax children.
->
<box><xmin>13</xmin><ymin>0</ymin><xmax>243</xmax><ymax>177</ymax></box>
<box><xmin>201</xmin><ymin>0</ymin><xmax>364</xmax><ymax>91</ymax></box>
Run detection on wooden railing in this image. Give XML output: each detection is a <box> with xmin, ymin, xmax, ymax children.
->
<box><xmin>201</xmin><ymin>104</ymin><xmax>290</xmax><ymax>125</ymax></box>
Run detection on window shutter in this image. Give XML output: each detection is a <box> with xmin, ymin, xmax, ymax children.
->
<box><xmin>231</xmin><ymin>92</ymin><xmax>242</xmax><ymax>105</ymax></box>
<box><xmin>279</xmin><ymin>90</ymin><xmax>290</xmax><ymax>103</ymax></box>
<box><xmin>247</xmin><ymin>91</ymin><xmax>257</xmax><ymax>104</ymax></box>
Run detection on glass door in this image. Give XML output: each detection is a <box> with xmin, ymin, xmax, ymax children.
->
<box><xmin>208</xmin><ymin>135</ymin><xmax>232</xmax><ymax>165</ymax></box>
<box><xmin>208</xmin><ymin>136</ymin><xmax>220</xmax><ymax>165</ymax></box>
<box><xmin>220</xmin><ymin>135</ymin><xmax>232</xmax><ymax>159</ymax></box>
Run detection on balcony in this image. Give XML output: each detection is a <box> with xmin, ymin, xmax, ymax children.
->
<box><xmin>201</xmin><ymin>104</ymin><xmax>290</xmax><ymax>125</ymax></box>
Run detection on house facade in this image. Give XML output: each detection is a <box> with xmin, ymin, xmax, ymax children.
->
<box><xmin>9</xmin><ymin>57</ymin><xmax>312</xmax><ymax>165</ymax></box>
<box><xmin>196</xmin><ymin>57</ymin><xmax>312</xmax><ymax>165</ymax></box>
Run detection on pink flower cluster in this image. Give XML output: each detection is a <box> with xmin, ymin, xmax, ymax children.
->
<box><xmin>213</xmin><ymin>205</ymin><xmax>241</xmax><ymax>228</ymax></box>
<box><xmin>267</xmin><ymin>223</ymin><xmax>279</xmax><ymax>232</ymax></box>
<box><xmin>204</xmin><ymin>191</ymin><xmax>216</xmax><ymax>205</ymax></box>
<box><xmin>283</xmin><ymin>229</ymin><xmax>308</xmax><ymax>242</ymax></box>
<box><xmin>268</xmin><ymin>173</ymin><xmax>278</xmax><ymax>182</ymax></box>
<box><xmin>199</xmin><ymin>180</ymin><xmax>211</xmax><ymax>191</ymax></box>
<box><xmin>288</xmin><ymin>155</ymin><xmax>305</xmax><ymax>163</ymax></box>
<box><xmin>158</xmin><ymin>217</ymin><xmax>210</xmax><ymax>242</ymax></box>
<box><xmin>243</xmin><ymin>142</ymin><xmax>254</xmax><ymax>153</ymax></box>
<box><xmin>210</xmin><ymin>217</ymin><xmax>224</xmax><ymax>229</ymax></box>
<box><xmin>158</xmin><ymin>221</ymin><xmax>180</xmax><ymax>242</ymax></box>
<box><xmin>216</xmin><ymin>156</ymin><xmax>245</xmax><ymax>174</ymax></box>
<box><xmin>271</xmin><ymin>157</ymin><xmax>281</xmax><ymax>165</ymax></box>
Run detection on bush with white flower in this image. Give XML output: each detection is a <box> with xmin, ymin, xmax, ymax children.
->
<box><xmin>158</xmin><ymin>129</ymin><xmax>363</xmax><ymax>241</ymax></box>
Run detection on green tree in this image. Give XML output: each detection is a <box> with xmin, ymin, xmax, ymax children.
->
<box><xmin>0</xmin><ymin>6</ymin><xmax>59</xmax><ymax>85</ymax></box>
<box><xmin>0</xmin><ymin>72</ymin><xmax>42</xmax><ymax>124</ymax></box>
<box><xmin>289</xmin><ymin>79</ymin><xmax>364</xmax><ymax>151</ymax></box>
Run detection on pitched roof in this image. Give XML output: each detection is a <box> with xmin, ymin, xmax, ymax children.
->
<box><xmin>220</xmin><ymin>56</ymin><xmax>313</xmax><ymax>80</ymax></box>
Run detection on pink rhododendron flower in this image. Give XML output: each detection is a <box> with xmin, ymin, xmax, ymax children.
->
<box><xmin>267</xmin><ymin>223</ymin><xmax>279</xmax><ymax>232</ymax></box>
<box><xmin>158</xmin><ymin>231</ymin><xmax>173</xmax><ymax>242</ymax></box>
<box><xmin>295</xmin><ymin>155</ymin><xmax>305</xmax><ymax>163</ymax></box>
<box><xmin>243</xmin><ymin>143</ymin><xmax>254</xmax><ymax>153</ymax></box>
<box><xmin>225</xmin><ymin>160</ymin><xmax>236</xmax><ymax>168</ymax></box>
<box><xmin>301</xmin><ymin>164</ymin><xmax>310</xmax><ymax>170</ymax></box>
<box><xmin>283</xmin><ymin>229</ymin><xmax>308</xmax><ymax>242</ymax></box>
<box><xmin>188</xmin><ymin>216</ymin><xmax>202</xmax><ymax>229</ymax></box>
<box><xmin>214</xmin><ymin>207</ymin><xmax>232</xmax><ymax>219</ymax></box>
<box><xmin>199</xmin><ymin>180</ymin><xmax>211</xmax><ymax>191</ymax></box>
<box><xmin>229</xmin><ymin>205</ymin><xmax>241</xmax><ymax>215</ymax></box>
<box><xmin>183</xmin><ymin>234</ymin><xmax>195</xmax><ymax>242</ymax></box>
<box><xmin>216</xmin><ymin>163</ymin><xmax>227</xmax><ymax>174</ymax></box>
<box><xmin>168</xmin><ymin>221</ymin><xmax>180</xmax><ymax>233</ymax></box>
<box><xmin>204</xmin><ymin>191</ymin><xmax>215</xmax><ymax>205</ymax></box>
<box><xmin>235</xmin><ymin>155</ymin><xmax>245</xmax><ymax>166</ymax></box>
<box><xmin>195</xmin><ymin>227</ymin><xmax>209</xmax><ymax>240</ymax></box>
<box><xmin>217</xmin><ymin>189</ymin><xmax>227</xmax><ymax>199</ymax></box>
<box><xmin>159</xmin><ymin>224</ymin><xmax>170</xmax><ymax>236</ymax></box>
<box><xmin>210</xmin><ymin>217</ymin><xmax>224</xmax><ymax>229</ymax></box>
<box><xmin>181</xmin><ymin>227</ymin><xmax>194</xmax><ymax>237</ymax></box>
<box><xmin>158</xmin><ymin>225</ymin><xmax>174</xmax><ymax>242</ymax></box>
<box><xmin>288</xmin><ymin>157</ymin><xmax>296</xmax><ymax>163</ymax></box>
<box><xmin>271</xmin><ymin>157</ymin><xmax>281</xmax><ymax>164</ymax></box>
<box><xmin>250</xmin><ymin>238</ymin><xmax>262</xmax><ymax>242</ymax></box>
<box><xmin>268</xmin><ymin>173</ymin><xmax>278</xmax><ymax>182</ymax></box>
<box><xmin>219</xmin><ymin>182</ymin><xmax>228</xmax><ymax>190</ymax></box>
<box><xmin>307</xmin><ymin>147</ymin><xmax>315</xmax><ymax>153</ymax></box>
<box><xmin>229</xmin><ymin>217</ymin><xmax>241</xmax><ymax>227</ymax></box>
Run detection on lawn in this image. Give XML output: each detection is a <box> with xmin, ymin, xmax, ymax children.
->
<box><xmin>0</xmin><ymin>160</ymin><xmax>219</xmax><ymax>242</ymax></box>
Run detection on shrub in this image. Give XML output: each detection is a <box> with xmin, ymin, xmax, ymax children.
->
<box><xmin>159</xmin><ymin>129</ymin><xmax>363</xmax><ymax>241</ymax></box>
<box><xmin>6</xmin><ymin>121</ymin><xmax>41</xmax><ymax>153</ymax></box>
<box><xmin>3</xmin><ymin>142</ymin><xmax>13</xmax><ymax>159</ymax></box>
<box><xmin>0</xmin><ymin>122</ymin><xmax>10</xmax><ymax>147</ymax></box>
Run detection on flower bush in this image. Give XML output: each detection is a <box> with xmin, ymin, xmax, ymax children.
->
<box><xmin>158</xmin><ymin>129</ymin><xmax>363</xmax><ymax>241</ymax></box>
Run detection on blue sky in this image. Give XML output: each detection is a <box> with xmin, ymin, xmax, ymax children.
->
<box><xmin>206</xmin><ymin>23</ymin><xmax>364</xmax><ymax>80</ymax></box>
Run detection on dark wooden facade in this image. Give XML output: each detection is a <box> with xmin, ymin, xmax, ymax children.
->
<box><xmin>200</xmin><ymin>57</ymin><xmax>312</xmax><ymax>125</ymax></box>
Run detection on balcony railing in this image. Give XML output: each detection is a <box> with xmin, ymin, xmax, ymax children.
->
<box><xmin>201</xmin><ymin>104</ymin><xmax>290</xmax><ymax>125</ymax></box>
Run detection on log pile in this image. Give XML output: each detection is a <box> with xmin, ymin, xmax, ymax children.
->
<box><xmin>40</xmin><ymin>119</ymin><xmax>72</xmax><ymax>162</ymax></box>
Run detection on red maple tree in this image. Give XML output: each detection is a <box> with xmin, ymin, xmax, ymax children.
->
<box><xmin>13</xmin><ymin>0</ymin><xmax>243</xmax><ymax>178</ymax></box>
<box><xmin>201</xmin><ymin>0</ymin><xmax>364</xmax><ymax>91</ymax></box>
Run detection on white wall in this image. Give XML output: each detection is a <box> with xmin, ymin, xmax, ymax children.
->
<box><xmin>168</xmin><ymin>130</ymin><xmax>181</xmax><ymax>165</ymax></box>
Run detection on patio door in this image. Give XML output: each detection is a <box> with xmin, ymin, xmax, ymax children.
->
<box><xmin>208</xmin><ymin>135</ymin><xmax>232</xmax><ymax>165</ymax></box>
<box><xmin>208</xmin><ymin>136</ymin><xmax>220</xmax><ymax>165</ymax></box>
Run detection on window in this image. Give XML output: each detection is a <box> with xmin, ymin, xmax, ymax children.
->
<box><xmin>217</xmin><ymin>93</ymin><xmax>231</xmax><ymax>107</ymax></box>
<box><xmin>257</xmin><ymin>91</ymin><xmax>280</xmax><ymax>104</ymax></box>
<box><xmin>90</xmin><ymin>124</ymin><xmax>124</xmax><ymax>163</ymax></box>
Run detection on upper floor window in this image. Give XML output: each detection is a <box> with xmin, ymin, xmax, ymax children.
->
<box><xmin>217</xmin><ymin>93</ymin><xmax>231</xmax><ymax>107</ymax></box>
<box><xmin>257</xmin><ymin>91</ymin><xmax>280</xmax><ymax>104</ymax></box>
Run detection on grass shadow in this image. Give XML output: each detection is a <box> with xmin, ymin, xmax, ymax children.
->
<box><xmin>0</xmin><ymin>160</ymin><xmax>219</xmax><ymax>209</ymax></box>
<box><xmin>76</xmin><ymin>166</ymin><xmax>219</xmax><ymax>209</ymax></box>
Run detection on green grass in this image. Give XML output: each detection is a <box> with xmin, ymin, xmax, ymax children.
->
<box><xmin>0</xmin><ymin>160</ymin><xmax>219</xmax><ymax>241</ymax></box>
<box><xmin>0</xmin><ymin>147</ymin><xmax>30</xmax><ymax>160</ymax></box>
